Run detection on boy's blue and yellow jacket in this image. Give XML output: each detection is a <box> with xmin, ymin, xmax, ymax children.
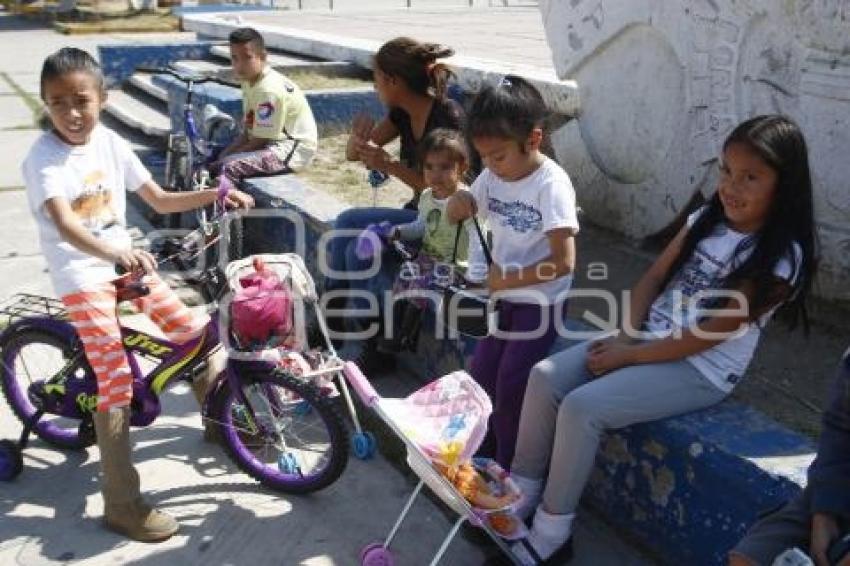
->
<box><xmin>807</xmin><ymin>349</ymin><xmax>850</xmax><ymax>519</ymax></box>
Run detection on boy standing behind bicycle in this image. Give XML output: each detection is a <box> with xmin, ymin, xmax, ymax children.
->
<box><xmin>214</xmin><ymin>27</ymin><xmax>319</xmax><ymax>181</ymax></box>
<box><xmin>23</xmin><ymin>48</ymin><xmax>253</xmax><ymax>543</ymax></box>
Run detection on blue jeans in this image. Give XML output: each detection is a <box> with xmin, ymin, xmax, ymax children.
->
<box><xmin>343</xmin><ymin>245</ymin><xmax>402</xmax><ymax>333</ymax></box>
<box><xmin>324</xmin><ymin>207</ymin><xmax>417</xmax><ymax>295</ymax></box>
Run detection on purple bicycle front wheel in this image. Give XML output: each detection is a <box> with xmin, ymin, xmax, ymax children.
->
<box><xmin>213</xmin><ymin>369</ymin><xmax>349</xmax><ymax>494</ymax></box>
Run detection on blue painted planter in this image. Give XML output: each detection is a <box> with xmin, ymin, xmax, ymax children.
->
<box><xmin>153</xmin><ymin>74</ymin><xmax>385</xmax><ymax>149</ymax></box>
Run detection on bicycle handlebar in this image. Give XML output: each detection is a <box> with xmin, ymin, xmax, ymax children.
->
<box><xmin>114</xmin><ymin>207</ymin><xmax>234</xmax><ymax>278</ymax></box>
<box><xmin>135</xmin><ymin>65</ymin><xmax>234</xmax><ymax>87</ymax></box>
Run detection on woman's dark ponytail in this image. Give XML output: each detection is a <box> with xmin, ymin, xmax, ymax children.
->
<box><xmin>375</xmin><ymin>37</ymin><xmax>455</xmax><ymax>99</ymax></box>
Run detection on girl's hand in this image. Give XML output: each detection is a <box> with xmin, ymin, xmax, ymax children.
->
<box><xmin>357</xmin><ymin>142</ymin><xmax>392</xmax><ymax>172</ymax></box>
<box><xmin>446</xmin><ymin>191</ymin><xmax>477</xmax><ymax>223</ymax></box>
<box><xmin>222</xmin><ymin>189</ymin><xmax>254</xmax><ymax>209</ymax></box>
<box><xmin>486</xmin><ymin>265</ymin><xmax>507</xmax><ymax>293</ymax></box>
<box><xmin>586</xmin><ymin>339</ymin><xmax>637</xmax><ymax>376</ymax></box>
<box><xmin>351</xmin><ymin>113</ymin><xmax>375</xmax><ymax>143</ymax></box>
<box><xmin>810</xmin><ymin>513</ymin><xmax>841</xmax><ymax>566</ymax></box>
<box><xmin>111</xmin><ymin>248</ymin><xmax>157</xmax><ymax>275</ymax></box>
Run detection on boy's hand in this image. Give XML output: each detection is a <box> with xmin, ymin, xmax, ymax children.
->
<box><xmin>222</xmin><ymin>189</ymin><xmax>254</xmax><ymax>209</ymax></box>
<box><xmin>112</xmin><ymin>248</ymin><xmax>157</xmax><ymax>275</ymax></box>
<box><xmin>446</xmin><ymin>191</ymin><xmax>477</xmax><ymax>223</ymax></box>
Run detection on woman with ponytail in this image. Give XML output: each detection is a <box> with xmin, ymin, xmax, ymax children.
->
<box><xmin>346</xmin><ymin>36</ymin><xmax>463</xmax><ymax>201</ymax></box>
<box><xmin>326</xmin><ymin>37</ymin><xmax>467</xmax><ymax>369</ymax></box>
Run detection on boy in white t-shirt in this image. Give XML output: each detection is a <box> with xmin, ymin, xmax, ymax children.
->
<box><xmin>214</xmin><ymin>27</ymin><xmax>318</xmax><ymax>181</ymax></box>
<box><xmin>23</xmin><ymin>48</ymin><xmax>253</xmax><ymax>543</ymax></box>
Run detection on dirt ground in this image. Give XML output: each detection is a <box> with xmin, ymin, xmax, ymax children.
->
<box><xmin>295</xmin><ymin>132</ymin><xmax>413</xmax><ymax>208</ymax></box>
<box><xmin>285</xmin><ymin>70</ymin><xmax>372</xmax><ymax>91</ymax></box>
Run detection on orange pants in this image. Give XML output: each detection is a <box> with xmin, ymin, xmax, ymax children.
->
<box><xmin>62</xmin><ymin>273</ymin><xmax>208</xmax><ymax>412</ymax></box>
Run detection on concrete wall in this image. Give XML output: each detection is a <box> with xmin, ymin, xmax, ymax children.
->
<box><xmin>540</xmin><ymin>0</ymin><xmax>850</xmax><ymax>300</ymax></box>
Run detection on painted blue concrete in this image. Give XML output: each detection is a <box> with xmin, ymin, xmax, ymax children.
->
<box><xmin>98</xmin><ymin>43</ymin><xmax>218</xmax><ymax>89</ymax></box>
<box><xmin>237</xmin><ymin>174</ymin><xmax>815</xmax><ymax>565</ymax></box>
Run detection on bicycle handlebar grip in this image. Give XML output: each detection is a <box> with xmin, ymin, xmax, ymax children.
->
<box><xmin>136</xmin><ymin>65</ymin><xmax>167</xmax><ymax>74</ymax></box>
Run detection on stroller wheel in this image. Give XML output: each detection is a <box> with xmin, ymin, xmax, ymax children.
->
<box><xmin>361</xmin><ymin>542</ymin><xmax>394</xmax><ymax>566</ymax></box>
<box><xmin>0</xmin><ymin>440</ymin><xmax>23</xmax><ymax>481</ymax></box>
<box><xmin>352</xmin><ymin>431</ymin><xmax>377</xmax><ymax>460</ymax></box>
<box><xmin>277</xmin><ymin>452</ymin><xmax>301</xmax><ymax>476</ymax></box>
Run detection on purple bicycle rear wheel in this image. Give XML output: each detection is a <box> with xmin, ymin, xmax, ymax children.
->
<box><xmin>0</xmin><ymin>329</ymin><xmax>92</xmax><ymax>449</ymax></box>
<box><xmin>213</xmin><ymin>369</ymin><xmax>349</xmax><ymax>494</ymax></box>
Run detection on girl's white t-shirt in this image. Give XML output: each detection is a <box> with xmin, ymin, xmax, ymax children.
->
<box><xmin>470</xmin><ymin>157</ymin><xmax>580</xmax><ymax>304</ymax></box>
<box><xmin>645</xmin><ymin>208</ymin><xmax>802</xmax><ymax>393</ymax></box>
<box><xmin>22</xmin><ymin>125</ymin><xmax>151</xmax><ymax>296</ymax></box>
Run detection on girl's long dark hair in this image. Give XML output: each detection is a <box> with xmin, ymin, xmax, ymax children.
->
<box><xmin>374</xmin><ymin>37</ymin><xmax>455</xmax><ymax>100</ymax></box>
<box><xmin>661</xmin><ymin>115</ymin><xmax>818</xmax><ymax>331</ymax></box>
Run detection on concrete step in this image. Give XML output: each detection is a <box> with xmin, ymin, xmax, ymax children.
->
<box><xmin>171</xmin><ymin>58</ymin><xmax>232</xmax><ymax>76</ymax></box>
<box><xmin>128</xmin><ymin>72</ymin><xmax>169</xmax><ymax>104</ymax></box>
<box><xmin>210</xmin><ymin>44</ymin><xmax>364</xmax><ymax>76</ymax></box>
<box><xmin>210</xmin><ymin>44</ymin><xmax>320</xmax><ymax>66</ymax></box>
<box><xmin>170</xmin><ymin>59</ymin><xmax>238</xmax><ymax>86</ymax></box>
<box><xmin>104</xmin><ymin>89</ymin><xmax>171</xmax><ymax>139</ymax></box>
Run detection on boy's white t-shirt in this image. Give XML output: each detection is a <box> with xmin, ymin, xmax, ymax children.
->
<box><xmin>470</xmin><ymin>157</ymin><xmax>580</xmax><ymax>304</ymax></box>
<box><xmin>645</xmin><ymin>207</ymin><xmax>802</xmax><ymax>393</ymax></box>
<box><xmin>22</xmin><ymin>125</ymin><xmax>151</xmax><ymax>296</ymax></box>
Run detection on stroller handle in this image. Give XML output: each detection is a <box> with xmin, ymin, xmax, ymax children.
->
<box><xmin>342</xmin><ymin>361</ymin><xmax>379</xmax><ymax>407</ymax></box>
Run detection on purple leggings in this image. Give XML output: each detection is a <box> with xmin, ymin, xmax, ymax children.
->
<box><xmin>220</xmin><ymin>148</ymin><xmax>289</xmax><ymax>182</ymax></box>
<box><xmin>470</xmin><ymin>300</ymin><xmax>565</xmax><ymax>470</ymax></box>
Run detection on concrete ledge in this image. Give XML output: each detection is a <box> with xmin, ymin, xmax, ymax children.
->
<box><xmin>182</xmin><ymin>13</ymin><xmax>580</xmax><ymax>117</ymax></box>
<box><xmin>238</xmin><ymin>174</ymin><xmax>815</xmax><ymax>566</ymax></box>
<box><xmin>209</xmin><ymin>44</ymin><xmax>367</xmax><ymax>79</ymax></box>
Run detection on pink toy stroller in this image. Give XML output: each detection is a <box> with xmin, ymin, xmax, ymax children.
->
<box><xmin>343</xmin><ymin>363</ymin><xmax>529</xmax><ymax>565</ymax></box>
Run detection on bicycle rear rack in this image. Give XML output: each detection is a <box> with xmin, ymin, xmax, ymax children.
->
<box><xmin>0</xmin><ymin>293</ymin><xmax>67</xmax><ymax>325</ymax></box>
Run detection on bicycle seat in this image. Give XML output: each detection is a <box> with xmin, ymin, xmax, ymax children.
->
<box><xmin>114</xmin><ymin>273</ymin><xmax>151</xmax><ymax>302</ymax></box>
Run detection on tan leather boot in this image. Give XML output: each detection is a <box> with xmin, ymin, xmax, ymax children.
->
<box><xmin>93</xmin><ymin>407</ymin><xmax>179</xmax><ymax>542</ymax></box>
<box><xmin>192</xmin><ymin>347</ymin><xmax>226</xmax><ymax>443</ymax></box>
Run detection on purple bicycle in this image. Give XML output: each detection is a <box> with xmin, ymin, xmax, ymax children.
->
<box><xmin>0</xmin><ymin>221</ymin><xmax>348</xmax><ymax>493</ymax></box>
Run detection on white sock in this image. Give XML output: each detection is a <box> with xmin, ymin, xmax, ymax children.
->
<box><xmin>511</xmin><ymin>474</ymin><xmax>543</xmax><ymax>521</ymax></box>
<box><xmin>511</xmin><ymin>506</ymin><xmax>575</xmax><ymax>563</ymax></box>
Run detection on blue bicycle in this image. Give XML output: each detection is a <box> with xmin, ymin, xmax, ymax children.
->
<box><xmin>138</xmin><ymin>65</ymin><xmax>237</xmax><ymax>231</ymax></box>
